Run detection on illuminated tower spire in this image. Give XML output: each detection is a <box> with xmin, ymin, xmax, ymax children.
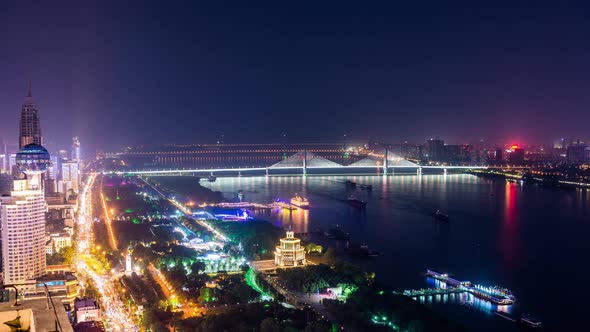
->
<box><xmin>19</xmin><ymin>81</ymin><xmax>42</xmax><ymax>148</ymax></box>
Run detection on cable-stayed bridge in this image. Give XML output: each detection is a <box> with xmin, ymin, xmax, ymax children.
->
<box><xmin>118</xmin><ymin>150</ymin><xmax>487</xmax><ymax>176</ymax></box>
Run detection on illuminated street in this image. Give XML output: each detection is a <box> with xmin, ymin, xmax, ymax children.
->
<box><xmin>75</xmin><ymin>173</ymin><xmax>138</xmax><ymax>332</ymax></box>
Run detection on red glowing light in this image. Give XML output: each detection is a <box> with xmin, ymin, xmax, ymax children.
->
<box><xmin>510</xmin><ymin>144</ymin><xmax>520</xmax><ymax>150</ymax></box>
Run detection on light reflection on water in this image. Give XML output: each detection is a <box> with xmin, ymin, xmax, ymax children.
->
<box><xmin>162</xmin><ymin>173</ymin><xmax>590</xmax><ymax>331</ymax></box>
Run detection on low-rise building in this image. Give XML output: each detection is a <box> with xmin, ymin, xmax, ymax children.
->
<box><xmin>274</xmin><ymin>230</ymin><xmax>306</xmax><ymax>267</ymax></box>
<box><xmin>74</xmin><ymin>298</ymin><xmax>101</xmax><ymax>323</ymax></box>
<box><xmin>45</xmin><ymin>232</ymin><xmax>72</xmax><ymax>255</ymax></box>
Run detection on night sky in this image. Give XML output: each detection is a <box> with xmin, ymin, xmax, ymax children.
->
<box><xmin>1</xmin><ymin>1</ymin><xmax>590</xmax><ymax>149</ymax></box>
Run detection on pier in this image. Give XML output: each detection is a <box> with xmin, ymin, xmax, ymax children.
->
<box><xmin>213</xmin><ymin>202</ymin><xmax>275</xmax><ymax>209</ymax></box>
<box><xmin>425</xmin><ymin>269</ymin><xmax>516</xmax><ymax>305</ymax></box>
<box><xmin>401</xmin><ymin>287</ymin><xmax>464</xmax><ymax>297</ymax></box>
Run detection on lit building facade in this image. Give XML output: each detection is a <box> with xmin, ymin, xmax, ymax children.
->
<box><xmin>0</xmin><ymin>154</ymin><xmax>6</xmax><ymax>174</ymax></box>
<box><xmin>74</xmin><ymin>298</ymin><xmax>101</xmax><ymax>323</ymax></box>
<box><xmin>46</xmin><ymin>233</ymin><xmax>72</xmax><ymax>255</ymax></box>
<box><xmin>1</xmin><ymin>143</ymin><xmax>50</xmax><ymax>288</ymax></box>
<box><xmin>60</xmin><ymin>160</ymin><xmax>80</xmax><ymax>194</ymax></box>
<box><xmin>1</xmin><ymin>180</ymin><xmax>47</xmax><ymax>286</ymax></box>
<box><xmin>274</xmin><ymin>230</ymin><xmax>305</xmax><ymax>267</ymax></box>
<box><xmin>72</xmin><ymin>136</ymin><xmax>81</xmax><ymax>162</ymax></box>
<box><xmin>19</xmin><ymin>82</ymin><xmax>43</xmax><ymax>149</ymax></box>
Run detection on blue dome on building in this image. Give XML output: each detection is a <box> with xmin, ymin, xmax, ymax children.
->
<box><xmin>16</xmin><ymin>143</ymin><xmax>50</xmax><ymax>173</ymax></box>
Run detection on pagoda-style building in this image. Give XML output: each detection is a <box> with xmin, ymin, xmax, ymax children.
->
<box><xmin>274</xmin><ymin>230</ymin><xmax>306</xmax><ymax>267</ymax></box>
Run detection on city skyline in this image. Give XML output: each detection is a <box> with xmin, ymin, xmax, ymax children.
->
<box><xmin>2</xmin><ymin>3</ymin><xmax>590</xmax><ymax>331</ymax></box>
<box><xmin>0</xmin><ymin>81</ymin><xmax>584</xmax><ymax>150</ymax></box>
<box><xmin>2</xmin><ymin>2</ymin><xmax>590</xmax><ymax>149</ymax></box>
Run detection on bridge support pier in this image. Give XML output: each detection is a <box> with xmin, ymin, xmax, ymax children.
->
<box><xmin>238</xmin><ymin>171</ymin><xmax>242</xmax><ymax>177</ymax></box>
<box><xmin>303</xmin><ymin>149</ymin><xmax>307</xmax><ymax>176</ymax></box>
<box><xmin>265</xmin><ymin>168</ymin><xmax>269</xmax><ymax>177</ymax></box>
<box><xmin>417</xmin><ymin>167</ymin><xmax>422</xmax><ymax>176</ymax></box>
<box><xmin>443</xmin><ymin>168</ymin><xmax>447</xmax><ymax>176</ymax></box>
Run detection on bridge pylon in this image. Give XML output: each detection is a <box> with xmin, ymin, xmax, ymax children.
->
<box><xmin>383</xmin><ymin>149</ymin><xmax>388</xmax><ymax>175</ymax></box>
<box><xmin>303</xmin><ymin>149</ymin><xmax>307</xmax><ymax>176</ymax></box>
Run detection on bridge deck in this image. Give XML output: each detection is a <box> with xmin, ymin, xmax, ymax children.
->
<box><xmin>120</xmin><ymin>164</ymin><xmax>487</xmax><ymax>175</ymax></box>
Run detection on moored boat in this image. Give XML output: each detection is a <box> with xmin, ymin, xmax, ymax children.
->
<box><xmin>290</xmin><ymin>194</ymin><xmax>310</xmax><ymax>208</ymax></box>
<box><xmin>347</xmin><ymin>195</ymin><xmax>367</xmax><ymax>208</ymax></box>
<box><xmin>432</xmin><ymin>209</ymin><xmax>449</xmax><ymax>222</ymax></box>
<box><xmin>324</xmin><ymin>225</ymin><xmax>350</xmax><ymax>240</ymax></box>
<box><xmin>348</xmin><ymin>242</ymin><xmax>380</xmax><ymax>257</ymax></box>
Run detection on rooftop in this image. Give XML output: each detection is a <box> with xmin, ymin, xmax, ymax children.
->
<box><xmin>0</xmin><ymin>292</ymin><xmax>73</xmax><ymax>332</ymax></box>
<box><xmin>74</xmin><ymin>299</ymin><xmax>99</xmax><ymax>311</ymax></box>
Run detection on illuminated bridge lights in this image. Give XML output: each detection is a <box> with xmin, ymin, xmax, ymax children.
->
<box><xmin>120</xmin><ymin>164</ymin><xmax>488</xmax><ymax>175</ymax></box>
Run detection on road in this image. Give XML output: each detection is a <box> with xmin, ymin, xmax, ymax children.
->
<box><xmin>261</xmin><ymin>274</ymin><xmax>342</xmax><ymax>328</ymax></box>
<box><xmin>75</xmin><ymin>173</ymin><xmax>138</xmax><ymax>332</ymax></box>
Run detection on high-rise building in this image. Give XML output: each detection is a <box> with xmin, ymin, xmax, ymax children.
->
<box><xmin>72</xmin><ymin>136</ymin><xmax>81</xmax><ymax>161</ymax></box>
<box><xmin>566</xmin><ymin>141</ymin><xmax>589</xmax><ymax>163</ymax></box>
<box><xmin>553</xmin><ymin>138</ymin><xmax>566</xmax><ymax>149</ymax></box>
<box><xmin>8</xmin><ymin>153</ymin><xmax>17</xmax><ymax>172</ymax></box>
<box><xmin>494</xmin><ymin>149</ymin><xmax>503</xmax><ymax>163</ymax></box>
<box><xmin>427</xmin><ymin>138</ymin><xmax>445</xmax><ymax>161</ymax></box>
<box><xmin>0</xmin><ymin>141</ymin><xmax>6</xmax><ymax>173</ymax></box>
<box><xmin>19</xmin><ymin>82</ymin><xmax>43</xmax><ymax>149</ymax></box>
<box><xmin>508</xmin><ymin>147</ymin><xmax>525</xmax><ymax>165</ymax></box>
<box><xmin>0</xmin><ymin>154</ymin><xmax>6</xmax><ymax>174</ymax></box>
<box><xmin>1</xmin><ymin>144</ymin><xmax>50</xmax><ymax>288</ymax></box>
<box><xmin>60</xmin><ymin>160</ymin><xmax>80</xmax><ymax>194</ymax></box>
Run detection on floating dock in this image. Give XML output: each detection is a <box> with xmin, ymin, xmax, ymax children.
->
<box><xmin>426</xmin><ymin>269</ymin><xmax>516</xmax><ymax>305</ymax></box>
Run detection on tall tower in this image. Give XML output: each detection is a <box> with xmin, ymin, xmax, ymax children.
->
<box><xmin>72</xmin><ymin>136</ymin><xmax>81</xmax><ymax>161</ymax></box>
<box><xmin>19</xmin><ymin>81</ymin><xmax>43</xmax><ymax>149</ymax></box>
<box><xmin>1</xmin><ymin>82</ymin><xmax>49</xmax><ymax>289</ymax></box>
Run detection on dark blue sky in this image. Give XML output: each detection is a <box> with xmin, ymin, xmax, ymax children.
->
<box><xmin>1</xmin><ymin>1</ymin><xmax>590</xmax><ymax>149</ymax></box>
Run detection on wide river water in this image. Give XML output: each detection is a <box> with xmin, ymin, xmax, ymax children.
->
<box><xmin>162</xmin><ymin>174</ymin><xmax>589</xmax><ymax>331</ymax></box>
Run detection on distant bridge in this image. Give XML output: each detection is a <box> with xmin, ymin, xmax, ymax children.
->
<box><xmin>115</xmin><ymin>150</ymin><xmax>487</xmax><ymax>176</ymax></box>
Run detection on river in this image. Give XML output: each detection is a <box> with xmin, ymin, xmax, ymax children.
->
<box><xmin>158</xmin><ymin>174</ymin><xmax>590</xmax><ymax>331</ymax></box>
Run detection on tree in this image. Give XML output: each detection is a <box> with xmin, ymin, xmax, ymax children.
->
<box><xmin>83</xmin><ymin>282</ymin><xmax>99</xmax><ymax>299</ymax></box>
<box><xmin>408</xmin><ymin>320</ymin><xmax>424</xmax><ymax>332</ymax></box>
<box><xmin>190</xmin><ymin>261</ymin><xmax>206</xmax><ymax>275</ymax></box>
<box><xmin>321</xmin><ymin>247</ymin><xmax>336</xmax><ymax>265</ymax></box>
<box><xmin>61</xmin><ymin>246</ymin><xmax>76</xmax><ymax>264</ymax></box>
<box><xmin>198</xmin><ymin>287</ymin><xmax>214</xmax><ymax>305</ymax></box>
<box><xmin>260</xmin><ymin>317</ymin><xmax>281</xmax><ymax>332</ymax></box>
<box><xmin>305</xmin><ymin>243</ymin><xmax>323</xmax><ymax>254</ymax></box>
<box><xmin>304</xmin><ymin>321</ymin><xmax>331</xmax><ymax>332</ymax></box>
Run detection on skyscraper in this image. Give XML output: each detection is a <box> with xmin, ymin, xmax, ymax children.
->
<box><xmin>1</xmin><ymin>144</ymin><xmax>50</xmax><ymax>287</ymax></box>
<box><xmin>72</xmin><ymin>136</ymin><xmax>81</xmax><ymax>161</ymax></box>
<box><xmin>61</xmin><ymin>160</ymin><xmax>80</xmax><ymax>195</ymax></box>
<box><xmin>19</xmin><ymin>81</ymin><xmax>43</xmax><ymax>149</ymax></box>
<box><xmin>428</xmin><ymin>138</ymin><xmax>445</xmax><ymax>162</ymax></box>
<box><xmin>1</xmin><ymin>83</ymin><xmax>50</xmax><ymax>290</ymax></box>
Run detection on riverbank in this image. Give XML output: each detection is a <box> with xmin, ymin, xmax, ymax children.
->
<box><xmin>468</xmin><ymin>169</ymin><xmax>589</xmax><ymax>190</ymax></box>
<box><xmin>154</xmin><ymin>175</ymin><xmax>468</xmax><ymax>331</ymax></box>
<box><xmin>166</xmin><ymin>174</ymin><xmax>583</xmax><ymax>331</ymax></box>
<box><xmin>147</xmin><ymin>175</ymin><xmax>225</xmax><ymax>204</ymax></box>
